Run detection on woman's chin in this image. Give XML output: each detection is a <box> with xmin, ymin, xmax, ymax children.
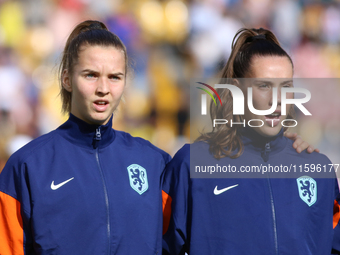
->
<box><xmin>252</xmin><ymin>125</ymin><xmax>282</xmax><ymax>137</ymax></box>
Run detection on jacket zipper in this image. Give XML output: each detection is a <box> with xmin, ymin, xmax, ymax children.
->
<box><xmin>261</xmin><ymin>142</ymin><xmax>271</xmax><ymax>162</ymax></box>
<box><xmin>263</xmin><ymin>142</ymin><xmax>278</xmax><ymax>255</ymax></box>
<box><xmin>94</xmin><ymin>128</ymin><xmax>111</xmax><ymax>254</ymax></box>
<box><xmin>266</xmin><ymin>177</ymin><xmax>278</xmax><ymax>255</ymax></box>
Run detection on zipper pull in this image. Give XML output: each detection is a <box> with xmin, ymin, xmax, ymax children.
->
<box><xmin>93</xmin><ymin>128</ymin><xmax>101</xmax><ymax>149</ymax></box>
<box><xmin>96</xmin><ymin>128</ymin><xmax>101</xmax><ymax>141</ymax></box>
<box><xmin>261</xmin><ymin>142</ymin><xmax>271</xmax><ymax>162</ymax></box>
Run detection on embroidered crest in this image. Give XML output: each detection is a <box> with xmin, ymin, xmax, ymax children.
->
<box><xmin>296</xmin><ymin>176</ymin><xmax>317</xmax><ymax>207</ymax></box>
<box><xmin>127</xmin><ymin>164</ymin><xmax>149</xmax><ymax>195</ymax></box>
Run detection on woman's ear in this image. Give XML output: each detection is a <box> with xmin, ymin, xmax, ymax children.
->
<box><xmin>62</xmin><ymin>69</ymin><xmax>72</xmax><ymax>92</ymax></box>
<box><xmin>233</xmin><ymin>78</ymin><xmax>240</xmax><ymax>87</ymax></box>
<box><xmin>233</xmin><ymin>78</ymin><xmax>247</xmax><ymax>93</ymax></box>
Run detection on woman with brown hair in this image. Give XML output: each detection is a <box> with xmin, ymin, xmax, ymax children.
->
<box><xmin>0</xmin><ymin>20</ymin><xmax>171</xmax><ymax>254</ymax></box>
<box><xmin>162</xmin><ymin>28</ymin><xmax>339</xmax><ymax>255</ymax></box>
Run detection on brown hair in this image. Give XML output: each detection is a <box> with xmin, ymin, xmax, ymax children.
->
<box><xmin>59</xmin><ymin>20</ymin><xmax>128</xmax><ymax>113</ymax></box>
<box><xmin>197</xmin><ymin>28</ymin><xmax>295</xmax><ymax>159</ymax></box>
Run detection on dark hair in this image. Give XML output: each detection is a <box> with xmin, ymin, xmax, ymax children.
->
<box><xmin>59</xmin><ymin>20</ymin><xmax>128</xmax><ymax>113</ymax></box>
<box><xmin>197</xmin><ymin>28</ymin><xmax>295</xmax><ymax>159</ymax></box>
<box><xmin>220</xmin><ymin>28</ymin><xmax>293</xmax><ymax>78</ymax></box>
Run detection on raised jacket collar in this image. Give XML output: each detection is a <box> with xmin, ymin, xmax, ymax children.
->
<box><xmin>57</xmin><ymin>114</ymin><xmax>116</xmax><ymax>149</ymax></box>
<box><xmin>241</xmin><ymin>127</ymin><xmax>287</xmax><ymax>162</ymax></box>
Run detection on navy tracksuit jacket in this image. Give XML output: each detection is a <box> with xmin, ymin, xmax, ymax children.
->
<box><xmin>162</xmin><ymin>128</ymin><xmax>340</xmax><ymax>255</ymax></box>
<box><xmin>0</xmin><ymin>114</ymin><xmax>171</xmax><ymax>254</ymax></box>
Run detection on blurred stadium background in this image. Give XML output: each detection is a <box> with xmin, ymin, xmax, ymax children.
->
<box><xmin>0</xmin><ymin>0</ymin><xmax>340</xmax><ymax>171</ymax></box>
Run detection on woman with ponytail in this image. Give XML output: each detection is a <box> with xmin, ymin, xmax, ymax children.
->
<box><xmin>0</xmin><ymin>20</ymin><xmax>170</xmax><ymax>254</ymax></box>
<box><xmin>162</xmin><ymin>28</ymin><xmax>339</xmax><ymax>254</ymax></box>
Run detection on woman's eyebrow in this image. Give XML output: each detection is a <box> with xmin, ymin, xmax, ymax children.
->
<box><xmin>281</xmin><ymin>80</ymin><xmax>293</xmax><ymax>86</ymax></box>
<box><xmin>80</xmin><ymin>69</ymin><xmax>125</xmax><ymax>76</ymax></box>
<box><xmin>81</xmin><ymin>69</ymin><xmax>98</xmax><ymax>73</ymax></box>
<box><xmin>253</xmin><ymin>79</ymin><xmax>273</xmax><ymax>84</ymax></box>
<box><xmin>110</xmin><ymin>72</ymin><xmax>125</xmax><ymax>76</ymax></box>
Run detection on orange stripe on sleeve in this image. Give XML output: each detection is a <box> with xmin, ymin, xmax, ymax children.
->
<box><xmin>0</xmin><ymin>191</ymin><xmax>24</xmax><ymax>255</ymax></box>
<box><xmin>334</xmin><ymin>200</ymin><xmax>340</xmax><ymax>229</ymax></box>
<box><xmin>162</xmin><ymin>190</ymin><xmax>172</xmax><ymax>235</ymax></box>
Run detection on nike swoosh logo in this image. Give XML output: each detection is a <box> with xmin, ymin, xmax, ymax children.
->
<box><xmin>214</xmin><ymin>184</ymin><xmax>238</xmax><ymax>195</ymax></box>
<box><xmin>51</xmin><ymin>177</ymin><xmax>74</xmax><ymax>190</ymax></box>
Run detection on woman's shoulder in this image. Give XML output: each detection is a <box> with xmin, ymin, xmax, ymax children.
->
<box><xmin>7</xmin><ymin>130</ymin><xmax>58</xmax><ymax>165</ymax></box>
<box><xmin>284</xmin><ymin>137</ymin><xmax>331</xmax><ymax>161</ymax></box>
<box><xmin>283</xmin><ymin>137</ymin><xmax>333</xmax><ymax>173</ymax></box>
<box><xmin>1</xmin><ymin>131</ymin><xmax>60</xmax><ymax>181</ymax></box>
<box><xmin>191</xmin><ymin>140</ymin><xmax>210</xmax><ymax>152</ymax></box>
<box><xmin>114</xmin><ymin>130</ymin><xmax>171</xmax><ymax>162</ymax></box>
<box><xmin>170</xmin><ymin>141</ymin><xmax>212</xmax><ymax>165</ymax></box>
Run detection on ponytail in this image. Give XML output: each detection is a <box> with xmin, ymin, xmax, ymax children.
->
<box><xmin>220</xmin><ymin>28</ymin><xmax>292</xmax><ymax>79</ymax></box>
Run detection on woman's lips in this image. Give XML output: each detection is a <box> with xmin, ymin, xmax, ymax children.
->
<box><xmin>265</xmin><ymin>112</ymin><xmax>281</xmax><ymax>127</ymax></box>
<box><xmin>93</xmin><ymin>100</ymin><xmax>109</xmax><ymax>112</ymax></box>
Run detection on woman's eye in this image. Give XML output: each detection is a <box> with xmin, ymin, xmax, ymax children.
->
<box><xmin>110</xmin><ymin>75</ymin><xmax>120</xmax><ymax>80</ymax></box>
<box><xmin>259</xmin><ymin>84</ymin><xmax>269</xmax><ymax>88</ymax></box>
<box><xmin>85</xmin><ymin>72</ymin><xmax>100</xmax><ymax>79</ymax></box>
<box><xmin>86</xmin><ymin>73</ymin><xmax>96</xmax><ymax>78</ymax></box>
<box><xmin>283</xmin><ymin>83</ymin><xmax>293</xmax><ymax>88</ymax></box>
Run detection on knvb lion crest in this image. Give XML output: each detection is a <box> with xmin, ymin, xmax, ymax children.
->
<box><xmin>127</xmin><ymin>164</ymin><xmax>149</xmax><ymax>195</ymax></box>
<box><xmin>296</xmin><ymin>176</ymin><xmax>317</xmax><ymax>207</ymax></box>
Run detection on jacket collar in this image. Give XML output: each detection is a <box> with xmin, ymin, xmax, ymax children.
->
<box><xmin>241</xmin><ymin>127</ymin><xmax>287</xmax><ymax>161</ymax></box>
<box><xmin>57</xmin><ymin>114</ymin><xmax>116</xmax><ymax>149</ymax></box>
